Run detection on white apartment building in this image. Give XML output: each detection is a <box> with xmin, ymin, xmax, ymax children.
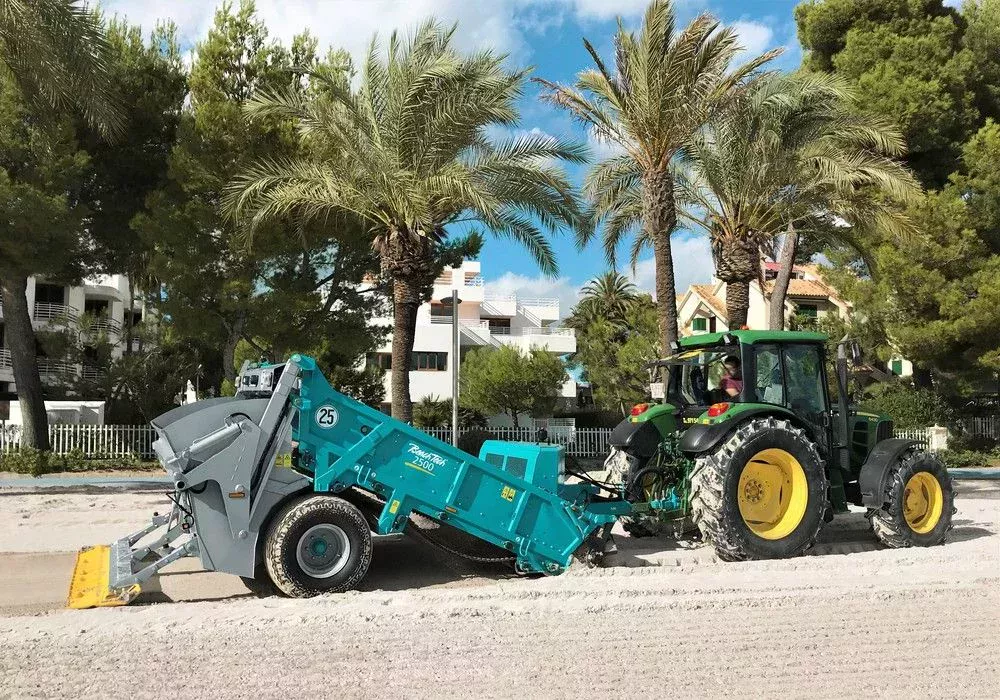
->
<box><xmin>0</xmin><ymin>274</ymin><xmax>148</xmax><ymax>396</ymax></box>
<box><xmin>366</xmin><ymin>260</ymin><xmax>578</xmax><ymax>415</ymax></box>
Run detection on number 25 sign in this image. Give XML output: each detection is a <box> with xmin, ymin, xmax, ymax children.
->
<box><xmin>314</xmin><ymin>404</ymin><xmax>339</xmax><ymax>429</ymax></box>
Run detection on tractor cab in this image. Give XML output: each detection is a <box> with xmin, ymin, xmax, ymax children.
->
<box><xmin>648</xmin><ymin>331</ymin><xmax>833</xmax><ymax>453</ymax></box>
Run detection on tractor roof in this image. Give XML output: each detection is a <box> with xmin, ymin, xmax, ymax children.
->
<box><xmin>678</xmin><ymin>330</ymin><xmax>828</xmax><ymax>348</ymax></box>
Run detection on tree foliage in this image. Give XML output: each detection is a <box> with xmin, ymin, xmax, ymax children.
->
<box><xmin>225</xmin><ymin>20</ymin><xmax>585</xmax><ymax>423</ymax></box>
<box><xmin>460</xmin><ymin>346</ymin><xmax>566</xmax><ymax>427</ymax></box>
<box><xmin>796</xmin><ymin>0</ymin><xmax>992</xmax><ymax>186</ymax></box>
<box><xmin>567</xmin><ymin>292</ymin><xmax>661</xmax><ymax>414</ymax></box>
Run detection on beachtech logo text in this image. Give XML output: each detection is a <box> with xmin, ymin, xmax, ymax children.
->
<box><xmin>404</xmin><ymin>443</ymin><xmax>447</xmax><ymax>476</ymax></box>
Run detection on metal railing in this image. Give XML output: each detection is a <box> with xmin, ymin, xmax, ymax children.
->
<box><xmin>36</xmin><ymin>358</ymin><xmax>76</xmax><ymax>376</ymax></box>
<box><xmin>81</xmin><ymin>366</ymin><xmax>104</xmax><ymax>382</ymax></box>
<box><xmin>0</xmin><ymin>348</ymin><xmax>10</xmax><ymax>369</ymax></box>
<box><xmin>87</xmin><ymin>317</ymin><xmax>122</xmax><ymax>336</ymax></box>
<box><xmin>33</xmin><ymin>302</ymin><xmax>79</xmax><ymax>322</ymax></box>
<box><xmin>520</xmin><ymin>326</ymin><xmax>575</xmax><ymax>337</ymax></box>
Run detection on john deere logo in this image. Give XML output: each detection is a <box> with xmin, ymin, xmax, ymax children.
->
<box><xmin>315</xmin><ymin>405</ymin><xmax>339</xmax><ymax>429</ymax></box>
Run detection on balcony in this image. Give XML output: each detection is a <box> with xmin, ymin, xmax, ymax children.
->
<box><xmin>496</xmin><ymin>326</ymin><xmax>576</xmax><ymax>354</ymax></box>
<box><xmin>33</xmin><ymin>302</ymin><xmax>79</xmax><ymax>324</ymax></box>
<box><xmin>85</xmin><ymin>316</ymin><xmax>122</xmax><ymax>337</ymax></box>
<box><xmin>0</xmin><ymin>347</ymin><xmax>10</xmax><ymax>369</ymax></box>
<box><xmin>37</xmin><ymin>358</ymin><xmax>76</xmax><ymax>376</ymax></box>
<box><xmin>81</xmin><ymin>365</ymin><xmax>104</xmax><ymax>382</ymax></box>
<box><xmin>432</xmin><ymin>270</ymin><xmax>485</xmax><ymax>304</ymax></box>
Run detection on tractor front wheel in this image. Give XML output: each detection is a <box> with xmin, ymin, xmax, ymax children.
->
<box><xmin>263</xmin><ymin>495</ymin><xmax>373</xmax><ymax>598</ymax></box>
<box><xmin>869</xmin><ymin>449</ymin><xmax>954</xmax><ymax>548</ymax></box>
<box><xmin>690</xmin><ymin>417</ymin><xmax>829</xmax><ymax>561</ymax></box>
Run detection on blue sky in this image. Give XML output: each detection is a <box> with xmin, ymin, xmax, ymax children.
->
<box><xmin>103</xmin><ymin>0</ymin><xmax>806</xmax><ymax>314</ymax></box>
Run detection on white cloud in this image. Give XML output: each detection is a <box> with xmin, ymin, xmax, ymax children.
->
<box><xmin>586</xmin><ymin>125</ymin><xmax>626</xmax><ymax>160</ymax></box>
<box><xmin>625</xmin><ymin>234</ymin><xmax>713</xmax><ymax>300</ymax></box>
<box><xmin>487</xmin><ymin>271</ymin><xmax>582</xmax><ymax>318</ymax></box>
<box><xmin>554</xmin><ymin>0</ymin><xmax>655</xmax><ymax>21</ymax></box>
<box><xmin>731</xmin><ymin>20</ymin><xmax>775</xmax><ymax>57</ymax></box>
<box><xmin>102</xmin><ymin>0</ymin><xmax>536</xmax><ymax>63</ymax></box>
<box><xmin>102</xmin><ymin>0</ymin><xmax>706</xmax><ymax>66</ymax></box>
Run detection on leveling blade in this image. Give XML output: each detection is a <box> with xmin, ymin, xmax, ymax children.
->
<box><xmin>67</xmin><ymin>545</ymin><xmax>141</xmax><ymax>609</ymax></box>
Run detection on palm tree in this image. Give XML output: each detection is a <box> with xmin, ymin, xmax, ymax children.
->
<box><xmin>675</xmin><ymin>72</ymin><xmax>920</xmax><ymax>328</ymax></box>
<box><xmin>225</xmin><ymin>22</ymin><xmax>585</xmax><ymax>422</ymax></box>
<box><xmin>578</xmin><ymin>271</ymin><xmax>637</xmax><ymax>322</ymax></box>
<box><xmin>0</xmin><ymin>1</ymin><xmax>123</xmax><ymax>136</ymax></box>
<box><xmin>0</xmin><ymin>1</ymin><xmax>122</xmax><ymax>450</ymax></box>
<box><xmin>536</xmin><ymin>0</ymin><xmax>780</xmax><ymax>352</ymax></box>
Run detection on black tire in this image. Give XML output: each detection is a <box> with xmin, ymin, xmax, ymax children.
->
<box><xmin>869</xmin><ymin>449</ymin><xmax>954</xmax><ymax>548</ymax></box>
<box><xmin>690</xmin><ymin>416</ymin><xmax>829</xmax><ymax>561</ymax></box>
<box><xmin>263</xmin><ymin>495</ymin><xmax>373</xmax><ymax>598</ymax></box>
<box><xmin>239</xmin><ymin>563</ymin><xmax>277</xmax><ymax>598</ymax></box>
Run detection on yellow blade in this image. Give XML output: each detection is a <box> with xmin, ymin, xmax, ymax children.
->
<box><xmin>67</xmin><ymin>545</ymin><xmax>141</xmax><ymax>609</ymax></box>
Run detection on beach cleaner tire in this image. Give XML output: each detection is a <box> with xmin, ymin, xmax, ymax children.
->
<box><xmin>263</xmin><ymin>495</ymin><xmax>373</xmax><ymax>597</ymax></box>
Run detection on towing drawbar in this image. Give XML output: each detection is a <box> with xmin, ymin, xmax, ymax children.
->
<box><xmin>68</xmin><ymin>354</ymin><xmax>670</xmax><ymax>608</ymax></box>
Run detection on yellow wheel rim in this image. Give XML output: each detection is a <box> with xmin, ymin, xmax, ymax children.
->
<box><xmin>737</xmin><ymin>448</ymin><xmax>808</xmax><ymax>540</ymax></box>
<box><xmin>903</xmin><ymin>472</ymin><xmax>943</xmax><ymax>534</ymax></box>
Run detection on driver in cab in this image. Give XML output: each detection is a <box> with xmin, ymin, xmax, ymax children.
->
<box><xmin>720</xmin><ymin>356</ymin><xmax>743</xmax><ymax>398</ymax></box>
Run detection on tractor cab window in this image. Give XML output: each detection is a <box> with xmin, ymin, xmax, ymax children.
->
<box><xmin>782</xmin><ymin>344</ymin><xmax>827</xmax><ymax>419</ymax></box>
<box><xmin>754</xmin><ymin>345</ymin><xmax>785</xmax><ymax>404</ymax></box>
<box><xmin>665</xmin><ymin>346</ymin><xmax>736</xmax><ymax>406</ymax></box>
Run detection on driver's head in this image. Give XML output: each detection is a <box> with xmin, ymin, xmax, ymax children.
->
<box><xmin>724</xmin><ymin>356</ymin><xmax>741</xmax><ymax>379</ymax></box>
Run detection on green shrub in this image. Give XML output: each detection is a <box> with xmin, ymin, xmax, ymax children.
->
<box><xmin>948</xmin><ymin>433</ymin><xmax>999</xmax><ymax>453</ymax></box>
<box><xmin>0</xmin><ymin>447</ymin><xmax>53</xmax><ymax>476</ymax></box>
<box><xmin>457</xmin><ymin>428</ymin><xmax>493</xmax><ymax>458</ymax></box>
<box><xmin>859</xmin><ymin>383</ymin><xmax>953</xmax><ymax>429</ymax></box>
<box><xmin>938</xmin><ymin>449</ymin><xmax>997</xmax><ymax>469</ymax></box>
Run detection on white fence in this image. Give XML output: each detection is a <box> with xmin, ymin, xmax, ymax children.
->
<box><xmin>2</xmin><ymin>419</ymin><xmax>991</xmax><ymax>462</ymax></box>
<box><xmin>1</xmin><ymin>422</ymin><xmax>157</xmax><ymax>459</ymax></box>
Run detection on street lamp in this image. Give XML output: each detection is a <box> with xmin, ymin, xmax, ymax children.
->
<box><xmin>440</xmin><ymin>290</ymin><xmax>462</xmax><ymax>446</ymax></box>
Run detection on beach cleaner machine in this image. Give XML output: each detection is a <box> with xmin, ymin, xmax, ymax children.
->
<box><xmin>68</xmin><ymin>354</ymin><xmax>685</xmax><ymax>608</ymax></box>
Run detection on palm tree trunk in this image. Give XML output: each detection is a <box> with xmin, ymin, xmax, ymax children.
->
<box><xmin>714</xmin><ymin>235</ymin><xmax>758</xmax><ymax>331</ymax></box>
<box><xmin>0</xmin><ymin>275</ymin><xmax>50</xmax><ymax>450</ymax></box>
<box><xmin>769</xmin><ymin>224</ymin><xmax>798</xmax><ymax>330</ymax></box>
<box><xmin>390</xmin><ymin>276</ymin><xmax>422</xmax><ymax>423</ymax></box>
<box><xmin>643</xmin><ymin>170</ymin><xmax>680</xmax><ymax>351</ymax></box>
<box><xmin>726</xmin><ymin>280</ymin><xmax>751</xmax><ymax>329</ymax></box>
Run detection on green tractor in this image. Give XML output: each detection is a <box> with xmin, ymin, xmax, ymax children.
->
<box><xmin>606</xmin><ymin>330</ymin><xmax>954</xmax><ymax>559</ymax></box>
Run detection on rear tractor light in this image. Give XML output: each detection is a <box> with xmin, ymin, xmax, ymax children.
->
<box><xmin>707</xmin><ymin>402</ymin><xmax>730</xmax><ymax>418</ymax></box>
<box><xmin>630</xmin><ymin>403</ymin><xmax>650</xmax><ymax>417</ymax></box>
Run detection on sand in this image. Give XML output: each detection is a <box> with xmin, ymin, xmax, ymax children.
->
<box><xmin>0</xmin><ymin>482</ymin><xmax>997</xmax><ymax>698</ymax></box>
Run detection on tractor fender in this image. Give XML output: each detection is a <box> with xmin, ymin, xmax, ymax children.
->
<box><xmin>679</xmin><ymin>406</ymin><xmax>811</xmax><ymax>455</ymax></box>
<box><xmin>858</xmin><ymin>438</ymin><xmax>921</xmax><ymax>508</ymax></box>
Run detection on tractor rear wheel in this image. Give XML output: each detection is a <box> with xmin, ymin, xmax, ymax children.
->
<box><xmin>869</xmin><ymin>449</ymin><xmax>954</xmax><ymax>548</ymax></box>
<box><xmin>263</xmin><ymin>495</ymin><xmax>373</xmax><ymax>598</ymax></box>
<box><xmin>690</xmin><ymin>417</ymin><xmax>828</xmax><ymax>561</ymax></box>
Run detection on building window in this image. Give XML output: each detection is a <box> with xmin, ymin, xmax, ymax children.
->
<box><xmin>797</xmin><ymin>304</ymin><xmax>818</xmax><ymax>318</ymax></box>
<box><xmin>412</xmin><ymin>351</ymin><xmax>447</xmax><ymax>371</ymax></box>
<box><xmin>367</xmin><ymin>351</ymin><xmax>449</xmax><ymax>371</ymax></box>
<box><xmin>487</xmin><ymin>318</ymin><xmax>510</xmax><ymax>334</ymax></box>
<box><xmin>891</xmin><ymin>359</ymin><xmax>903</xmax><ymax>376</ymax></box>
<box><xmin>692</xmin><ymin>317</ymin><xmax>707</xmax><ymax>332</ymax></box>
<box><xmin>366</xmin><ymin>352</ymin><xmax>392</xmax><ymax>370</ymax></box>
<box><xmin>34</xmin><ymin>283</ymin><xmax>65</xmax><ymax>305</ymax></box>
